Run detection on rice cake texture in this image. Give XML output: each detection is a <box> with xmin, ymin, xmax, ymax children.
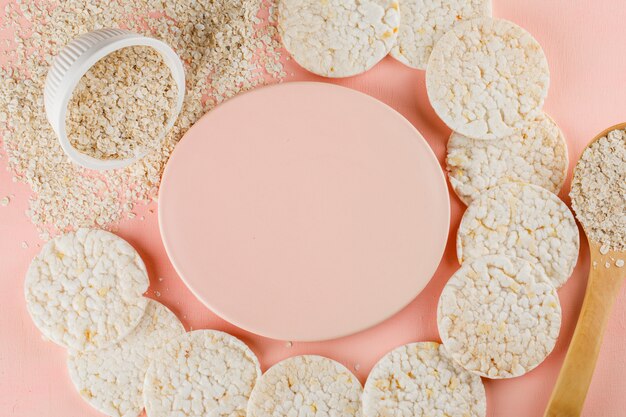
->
<box><xmin>278</xmin><ymin>0</ymin><xmax>400</xmax><ymax>77</ymax></box>
<box><xmin>67</xmin><ymin>300</ymin><xmax>185</xmax><ymax>417</ymax></box>
<box><xmin>143</xmin><ymin>330</ymin><xmax>261</xmax><ymax>417</ymax></box>
<box><xmin>457</xmin><ymin>182</ymin><xmax>579</xmax><ymax>288</ymax></box>
<box><xmin>363</xmin><ymin>342</ymin><xmax>486</xmax><ymax>417</ymax></box>
<box><xmin>426</xmin><ymin>18</ymin><xmax>550</xmax><ymax>140</ymax></box>
<box><xmin>390</xmin><ymin>0</ymin><xmax>491</xmax><ymax>70</ymax></box>
<box><xmin>438</xmin><ymin>255</ymin><xmax>562</xmax><ymax>379</ymax></box>
<box><xmin>570</xmin><ymin>128</ymin><xmax>626</xmax><ymax>252</ymax></box>
<box><xmin>247</xmin><ymin>355</ymin><xmax>362</xmax><ymax>417</ymax></box>
<box><xmin>447</xmin><ymin>112</ymin><xmax>568</xmax><ymax>205</ymax></box>
<box><xmin>24</xmin><ymin>228</ymin><xmax>149</xmax><ymax>351</ymax></box>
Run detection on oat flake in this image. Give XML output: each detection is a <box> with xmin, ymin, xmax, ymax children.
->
<box><xmin>570</xmin><ymin>128</ymin><xmax>626</xmax><ymax>252</ymax></box>
<box><xmin>0</xmin><ymin>0</ymin><xmax>285</xmax><ymax>237</ymax></box>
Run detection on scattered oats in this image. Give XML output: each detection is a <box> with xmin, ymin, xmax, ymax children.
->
<box><xmin>24</xmin><ymin>228</ymin><xmax>149</xmax><ymax>351</ymax></box>
<box><xmin>67</xmin><ymin>46</ymin><xmax>177</xmax><ymax>161</ymax></box>
<box><xmin>616</xmin><ymin>260</ymin><xmax>624</xmax><ymax>268</ymax></box>
<box><xmin>391</xmin><ymin>0</ymin><xmax>491</xmax><ymax>70</ymax></box>
<box><xmin>21</xmin><ymin>240</ymin><xmax>28</xmax><ymax>249</ymax></box>
<box><xmin>128</xmin><ymin>213</ymin><xmax>136</xmax><ymax>219</ymax></box>
<box><xmin>158</xmin><ymin>277</ymin><xmax>163</xmax><ymax>282</ymax></box>
<box><xmin>606</xmin><ymin>262</ymin><xmax>611</xmax><ymax>269</ymax></box>
<box><xmin>426</xmin><ymin>18</ymin><xmax>550</xmax><ymax>139</ymax></box>
<box><xmin>0</xmin><ymin>196</ymin><xmax>9</xmax><ymax>206</ymax></box>
<box><xmin>0</xmin><ymin>0</ymin><xmax>285</xmax><ymax>237</ymax></box>
<box><xmin>143</xmin><ymin>330</ymin><xmax>261</xmax><ymax>417</ymax></box>
<box><xmin>447</xmin><ymin>112</ymin><xmax>568</xmax><ymax>205</ymax></box>
<box><xmin>593</xmin><ymin>261</ymin><xmax>598</xmax><ymax>269</ymax></box>
<box><xmin>354</xmin><ymin>363</ymin><xmax>361</xmax><ymax>371</ymax></box>
<box><xmin>247</xmin><ymin>355</ymin><xmax>362</xmax><ymax>417</ymax></box>
<box><xmin>67</xmin><ymin>300</ymin><xmax>185</xmax><ymax>417</ymax></box>
<box><xmin>278</xmin><ymin>0</ymin><xmax>399</xmax><ymax>77</ymax></box>
<box><xmin>457</xmin><ymin>182</ymin><xmax>579</xmax><ymax>289</ymax></box>
<box><xmin>285</xmin><ymin>341</ymin><xmax>293</xmax><ymax>348</ymax></box>
<box><xmin>570</xmin><ymin>128</ymin><xmax>626</xmax><ymax>252</ymax></box>
<box><xmin>153</xmin><ymin>291</ymin><xmax>160</xmax><ymax>297</ymax></box>
<box><xmin>600</xmin><ymin>244</ymin><xmax>610</xmax><ymax>255</ymax></box>
<box><xmin>140</xmin><ymin>216</ymin><xmax>145</xmax><ymax>221</ymax></box>
<box><xmin>363</xmin><ymin>342</ymin><xmax>486</xmax><ymax>417</ymax></box>
<box><xmin>438</xmin><ymin>255</ymin><xmax>561</xmax><ymax>379</ymax></box>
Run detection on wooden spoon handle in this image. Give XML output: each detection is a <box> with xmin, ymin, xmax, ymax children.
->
<box><xmin>544</xmin><ymin>248</ymin><xmax>625</xmax><ymax>417</ymax></box>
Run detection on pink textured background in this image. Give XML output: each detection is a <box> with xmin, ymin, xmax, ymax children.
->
<box><xmin>1</xmin><ymin>1</ymin><xmax>625</xmax><ymax>416</ymax></box>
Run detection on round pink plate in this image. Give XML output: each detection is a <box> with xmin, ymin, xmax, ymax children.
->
<box><xmin>159</xmin><ymin>82</ymin><xmax>450</xmax><ymax>341</ymax></box>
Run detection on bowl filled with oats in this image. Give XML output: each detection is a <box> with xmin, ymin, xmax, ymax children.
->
<box><xmin>44</xmin><ymin>28</ymin><xmax>185</xmax><ymax>170</ymax></box>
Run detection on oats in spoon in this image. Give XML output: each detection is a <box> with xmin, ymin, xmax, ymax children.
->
<box><xmin>570</xmin><ymin>128</ymin><xmax>626</xmax><ymax>253</ymax></box>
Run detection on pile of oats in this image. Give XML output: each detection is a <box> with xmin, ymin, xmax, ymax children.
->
<box><xmin>571</xmin><ymin>128</ymin><xmax>626</xmax><ymax>252</ymax></box>
<box><xmin>67</xmin><ymin>46</ymin><xmax>178</xmax><ymax>161</ymax></box>
<box><xmin>426</xmin><ymin>18</ymin><xmax>550</xmax><ymax>140</ymax></box>
<box><xmin>0</xmin><ymin>0</ymin><xmax>285</xmax><ymax>238</ymax></box>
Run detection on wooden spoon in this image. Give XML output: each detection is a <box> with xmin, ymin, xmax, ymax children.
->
<box><xmin>544</xmin><ymin>122</ymin><xmax>626</xmax><ymax>417</ymax></box>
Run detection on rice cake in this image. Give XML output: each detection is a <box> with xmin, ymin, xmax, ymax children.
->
<box><xmin>67</xmin><ymin>300</ymin><xmax>185</xmax><ymax>417</ymax></box>
<box><xmin>278</xmin><ymin>0</ymin><xmax>400</xmax><ymax>77</ymax></box>
<box><xmin>391</xmin><ymin>0</ymin><xmax>491</xmax><ymax>70</ymax></box>
<box><xmin>426</xmin><ymin>18</ymin><xmax>550</xmax><ymax>139</ymax></box>
<box><xmin>247</xmin><ymin>355</ymin><xmax>362</xmax><ymax>417</ymax></box>
<box><xmin>457</xmin><ymin>182</ymin><xmax>579</xmax><ymax>288</ymax></box>
<box><xmin>363</xmin><ymin>342</ymin><xmax>486</xmax><ymax>417</ymax></box>
<box><xmin>437</xmin><ymin>255</ymin><xmax>561</xmax><ymax>379</ymax></box>
<box><xmin>24</xmin><ymin>228</ymin><xmax>149</xmax><ymax>351</ymax></box>
<box><xmin>447</xmin><ymin>112</ymin><xmax>568</xmax><ymax>205</ymax></box>
<box><xmin>143</xmin><ymin>330</ymin><xmax>261</xmax><ymax>417</ymax></box>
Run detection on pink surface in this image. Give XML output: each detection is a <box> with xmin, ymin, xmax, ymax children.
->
<box><xmin>1</xmin><ymin>1</ymin><xmax>626</xmax><ymax>416</ymax></box>
<box><xmin>159</xmin><ymin>82</ymin><xmax>449</xmax><ymax>341</ymax></box>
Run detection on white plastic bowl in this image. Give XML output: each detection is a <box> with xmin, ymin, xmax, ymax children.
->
<box><xmin>44</xmin><ymin>28</ymin><xmax>186</xmax><ymax>170</ymax></box>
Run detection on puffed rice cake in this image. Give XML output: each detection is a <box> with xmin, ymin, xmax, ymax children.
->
<box><xmin>426</xmin><ymin>17</ymin><xmax>550</xmax><ymax>140</ymax></box>
<box><xmin>438</xmin><ymin>255</ymin><xmax>562</xmax><ymax>379</ymax></box>
<box><xmin>143</xmin><ymin>330</ymin><xmax>261</xmax><ymax>417</ymax></box>
<box><xmin>363</xmin><ymin>341</ymin><xmax>486</xmax><ymax>417</ymax></box>
<box><xmin>247</xmin><ymin>355</ymin><xmax>362</xmax><ymax>417</ymax></box>
<box><xmin>278</xmin><ymin>0</ymin><xmax>400</xmax><ymax>77</ymax></box>
<box><xmin>447</xmin><ymin>112</ymin><xmax>568</xmax><ymax>205</ymax></box>
<box><xmin>67</xmin><ymin>300</ymin><xmax>185</xmax><ymax>417</ymax></box>
<box><xmin>24</xmin><ymin>228</ymin><xmax>149</xmax><ymax>351</ymax></box>
<box><xmin>391</xmin><ymin>0</ymin><xmax>491</xmax><ymax>70</ymax></box>
<box><xmin>457</xmin><ymin>182</ymin><xmax>579</xmax><ymax>288</ymax></box>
